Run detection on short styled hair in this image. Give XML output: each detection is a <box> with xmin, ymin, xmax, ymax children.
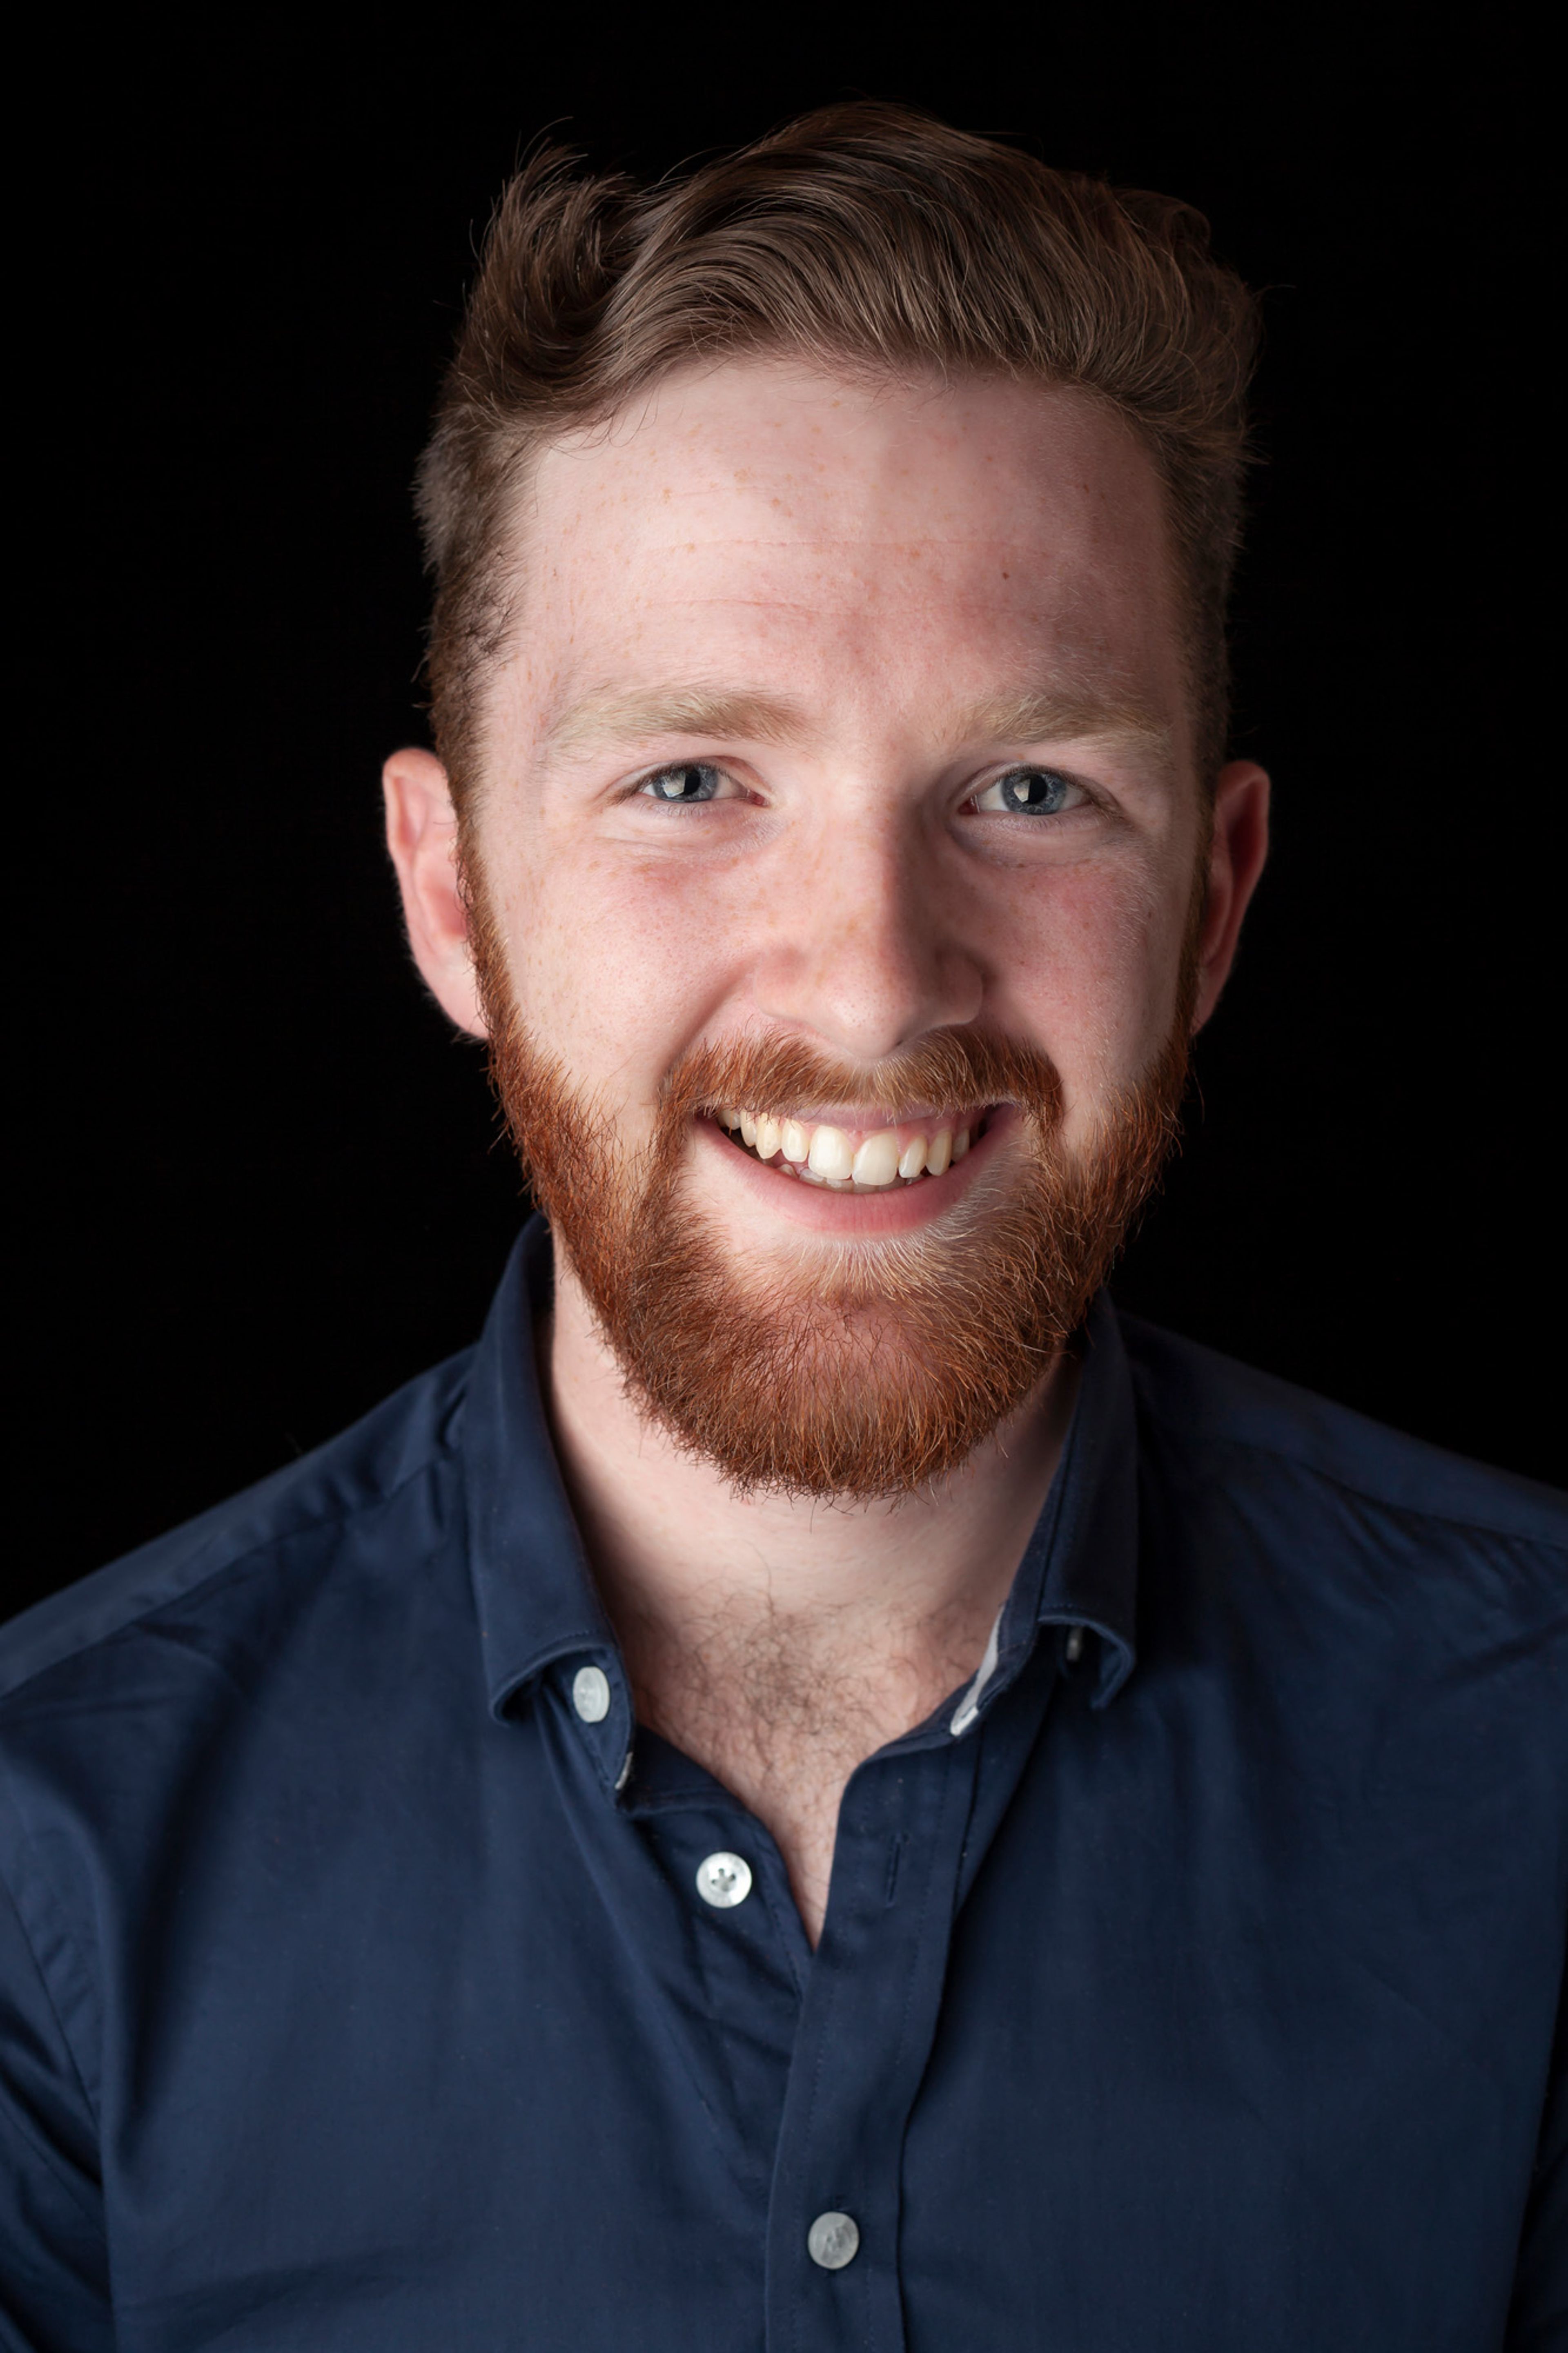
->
<box><xmin>416</xmin><ymin>103</ymin><xmax>1259</xmax><ymax>799</ymax></box>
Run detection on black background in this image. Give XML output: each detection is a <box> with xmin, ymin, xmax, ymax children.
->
<box><xmin>13</xmin><ymin>6</ymin><xmax>1557</xmax><ymax>1621</ymax></box>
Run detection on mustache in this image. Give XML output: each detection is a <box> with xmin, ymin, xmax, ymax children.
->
<box><xmin>656</xmin><ymin>1028</ymin><xmax>1065</xmax><ymax>1136</ymax></box>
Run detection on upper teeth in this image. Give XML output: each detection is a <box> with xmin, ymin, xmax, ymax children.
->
<box><xmin>715</xmin><ymin>1107</ymin><xmax>976</xmax><ymax>1188</ymax></box>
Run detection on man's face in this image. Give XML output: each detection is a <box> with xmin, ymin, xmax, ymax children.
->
<box><xmin>393</xmin><ymin>360</ymin><xmax>1265</xmax><ymax>1497</ymax></box>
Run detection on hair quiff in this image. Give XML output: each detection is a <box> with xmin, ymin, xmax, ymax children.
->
<box><xmin>416</xmin><ymin>103</ymin><xmax>1259</xmax><ymax>796</ymax></box>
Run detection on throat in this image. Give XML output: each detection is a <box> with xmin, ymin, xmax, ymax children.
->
<box><xmin>539</xmin><ymin>1256</ymin><xmax>1079</xmax><ymax>1940</ymax></box>
<box><xmin>618</xmin><ymin>1588</ymin><xmax>995</xmax><ymax>1945</ymax></box>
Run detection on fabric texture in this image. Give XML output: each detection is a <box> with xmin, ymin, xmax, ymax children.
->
<box><xmin>2</xmin><ymin>1220</ymin><xmax>1564</xmax><ymax>2351</ymax></box>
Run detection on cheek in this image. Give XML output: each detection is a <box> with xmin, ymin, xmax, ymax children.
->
<box><xmin>996</xmin><ymin>865</ymin><xmax>1189</xmax><ymax>1117</ymax></box>
<box><xmin>498</xmin><ymin>842</ymin><xmax>747</xmax><ymax>1108</ymax></box>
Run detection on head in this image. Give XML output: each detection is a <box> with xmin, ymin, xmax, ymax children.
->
<box><xmin>386</xmin><ymin>106</ymin><xmax>1270</xmax><ymax>1501</ymax></box>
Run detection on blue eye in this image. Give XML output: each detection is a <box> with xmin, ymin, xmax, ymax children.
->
<box><xmin>976</xmin><ymin>767</ymin><xmax>1076</xmax><ymax>815</ymax></box>
<box><xmin>640</xmin><ymin>763</ymin><xmax>724</xmax><ymax>803</ymax></box>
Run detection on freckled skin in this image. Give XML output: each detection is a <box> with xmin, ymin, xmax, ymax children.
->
<box><xmin>384</xmin><ymin>359</ymin><xmax>1270</xmax><ymax>1939</ymax></box>
<box><xmin>480</xmin><ymin>369</ymin><xmax>1216</xmax><ymax>1172</ymax></box>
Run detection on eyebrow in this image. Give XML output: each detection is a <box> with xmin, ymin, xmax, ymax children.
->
<box><xmin>540</xmin><ymin>680</ymin><xmax>1175</xmax><ymax>764</ymax></box>
<box><xmin>949</xmin><ymin>687</ymin><xmax>1176</xmax><ymax>758</ymax></box>
<box><xmin>543</xmin><ymin>685</ymin><xmax>811</xmax><ymax>758</ymax></box>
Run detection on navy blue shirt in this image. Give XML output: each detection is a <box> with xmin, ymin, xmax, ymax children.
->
<box><xmin>2</xmin><ymin>1222</ymin><xmax>1564</xmax><ymax>2351</ymax></box>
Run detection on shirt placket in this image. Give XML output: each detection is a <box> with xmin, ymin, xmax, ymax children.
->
<box><xmin>532</xmin><ymin>1598</ymin><xmax>1070</xmax><ymax>2353</ymax></box>
<box><xmin>537</xmin><ymin>1660</ymin><xmax>811</xmax><ymax>2219</ymax></box>
<box><xmin>762</xmin><ymin>1726</ymin><xmax>985</xmax><ymax>2353</ymax></box>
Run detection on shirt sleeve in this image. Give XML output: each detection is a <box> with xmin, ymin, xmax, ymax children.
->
<box><xmin>1506</xmin><ymin>1951</ymin><xmax>1568</xmax><ymax>2351</ymax></box>
<box><xmin>0</xmin><ymin>1862</ymin><xmax>112</xmax><ymax>2353</ymax></box>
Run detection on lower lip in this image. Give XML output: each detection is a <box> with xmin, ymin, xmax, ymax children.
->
<box><xmin>690</xmin><ymin>1106</ymin><xmax>1016</xmax><ymax>1236</ymax></box>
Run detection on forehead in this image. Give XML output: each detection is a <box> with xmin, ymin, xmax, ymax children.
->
<box><xmin>505</xmin><ymin>360</ymin><xmax>1184</xmax><ymax>739</ymax></box>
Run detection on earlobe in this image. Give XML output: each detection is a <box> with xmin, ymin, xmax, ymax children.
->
<box><xmin>1191</xmin><ymin>761</ymin><xmax>1270</xmax><ymax>1033</ymax></box>
<box><xmin>381</xmin><ymin>746</ymin><xmax>489</xmax><ymax>1039</ymax></box>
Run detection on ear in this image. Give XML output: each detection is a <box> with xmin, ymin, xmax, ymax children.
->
<box><xmin>1190</xmin><ymin>760</ymin><xmax>1270</xmax><ymax>1032</ymax></box>
<box><xmin>382</xmin><ymin>747</ymin><xmax>488</xmax><ymax>1039</ymax></box>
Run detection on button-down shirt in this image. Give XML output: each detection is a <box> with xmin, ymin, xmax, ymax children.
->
<box><xmin>2</xmin><ymin>1222</ymin><xmax>1564</xmax><ymax>2350</ymax></box>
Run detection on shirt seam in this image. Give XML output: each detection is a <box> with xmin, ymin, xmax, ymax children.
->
<box><xmin>0</xmin><ymin>1422</ymin><xmax>467</xmax><ymax>1710</ymax></box>
<box><xmin>1132</xmin><ymin>1386</ymin><xmax>1568</xmax><ymax>1555</ymax></box>
<box><xmin>0</xmin><ymin>1814</ymin><xmax>105</xmax><ymax>2162</ymax></box>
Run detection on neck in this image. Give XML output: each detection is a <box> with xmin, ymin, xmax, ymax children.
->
<box><xmin>541</xmin><ymin>1251</ymin><xmax>1076</xmax><ymax>1943</ymax></box>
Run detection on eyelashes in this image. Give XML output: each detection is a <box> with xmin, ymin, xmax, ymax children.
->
<box><xmin>967</xmin><ymin>767</ymin><xmax>1087</xmax><ymax>816</ymax></box>
<box><xmin>630</xmin><ymin>760</ymin><xmax>1095</xmax><ymax>818</ymax></box>
<box><xmin>637</xmin><ymin>762</ymin><xmax>731</xmax><ymax>805</ymax></box>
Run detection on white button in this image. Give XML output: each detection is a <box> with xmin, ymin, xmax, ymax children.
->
<box><xmin>572</xmin><ymin>1665</ymin><xmax>611</xmax><ymax>1723</ymax></box>
<box><xmin>1064</xmin><ymin>1626</ymin><xmax>1085</xmax><ymax>1663</ymax></box>
<box><xmin>695</xmin><ymin>1851</ymin><xmax>752</xmax><ymax>1908</ymax></box>
<box><xmin>807</xmin><ymin>2211</ymin><xmax>860</xmax><ymax>2270</ymax></box>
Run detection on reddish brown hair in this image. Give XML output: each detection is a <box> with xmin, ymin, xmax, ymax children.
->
<box><xmin>416</xmin><ymin>103</ymin><xmax>1259</xmax><ymax>797</ymax></box>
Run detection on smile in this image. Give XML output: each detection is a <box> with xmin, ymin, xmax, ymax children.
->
<box><xmin>711</xmin><ymin>1105</ymin><xmax>994</xmax><ymax>1192</ymax></box>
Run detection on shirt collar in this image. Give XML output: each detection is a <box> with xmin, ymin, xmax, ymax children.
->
<box><xmin>461</xmin><ymin>1218</ymin><xmax>1140</xmax><ymax>1721</ymax></box>
<box><xmin>462</xmin><ymin>1218</ymin><xmax>615</xmax><ymax>1719</ymax></box>
<box><xmin>1010</xmin><ymin>1288</ymin><xmax>1140</xmax><ymax>1707</ymax></box>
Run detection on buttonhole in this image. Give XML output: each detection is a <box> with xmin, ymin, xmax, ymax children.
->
<box><xmin>884</xmin><ymin>1835</ymin><xmax>907</xmax><ymax>1908</ymax></box>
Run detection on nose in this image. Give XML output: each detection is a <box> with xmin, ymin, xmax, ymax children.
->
<box><xmin>748</xmin><ymin>807</ymin><xmax>984</xmax><ymax>1064</ymax></box>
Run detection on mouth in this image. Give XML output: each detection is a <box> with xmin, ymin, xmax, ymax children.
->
<box><xmin>709</xmin><ymin>1102</ymin><xmax>999</xmax><ymax>1193</ymax></box>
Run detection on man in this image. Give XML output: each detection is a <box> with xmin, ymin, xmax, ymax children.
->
<box><xmin>2</xmin><ymin>104</ymin><xmax>1562</xmax><ymax>2351</ymax></box>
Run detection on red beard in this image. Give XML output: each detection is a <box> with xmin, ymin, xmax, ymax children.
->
<box><xmin>471</xmin><ymin>896</ymin><xmax>1194</xmax><ymax>1503</ymax></box>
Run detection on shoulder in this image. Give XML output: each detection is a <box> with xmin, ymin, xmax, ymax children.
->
<box><xmin>0</xmin><ymin>1349</ymin><xmax>476</xmax><ymax>1711</ymax></box>
<box><xmin>1116</xmin><ymin>1309</ymin><xmax>1565</xmax><ymax>1552</ymax></box>
<box><xmin>1111</xmin><ymin>1314</ymin><xmax>1566</xmax><ymax>1804</ymax></box>
<box><xmin>1114</xmin><ymin>1312</ymin><xmax>1566</xmax><ymax>1677</ymax></box>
